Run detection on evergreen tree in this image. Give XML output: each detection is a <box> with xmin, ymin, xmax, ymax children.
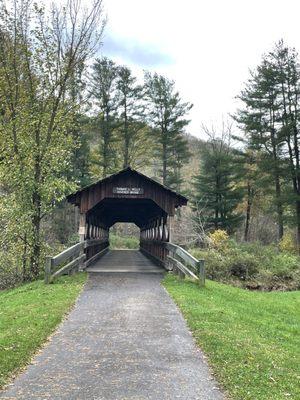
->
<box><xmin>236</xmin><ymin>40</ymin><xmax>300</xmax><ymax>248</ymax></box>
<box><xmin>235</xmin><ymin>50</ymin><xmax>285</xmax><ymax>239</ymax></box>
<box><xmin>144</xmin><ymin>72</ymin><xmax>192</xmax><ymax>188</ymax></box>
<box><xmin>90</xmin><ymin>57</ymin><xmax>119</xmax><ymax>177</ymax></box>
<box><xmin>116</xmin><ymin>66</ymin><xmax>145</xmax><ymax>168</ymax></box>
<box><xmin>167</xmin><ymin>133</ymin><xmax>191</xmax><ymax>191</ymax></box>
<box><xmin>193</xmin><ymin>128</ymin><xmax>243</xmax><ymax>233</ymax></box>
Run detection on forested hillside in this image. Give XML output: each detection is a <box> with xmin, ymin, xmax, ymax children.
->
<box><xmin>1</xmin><ymin>0</ymin><xmax>300</xmax><ymax>291</ymax></box>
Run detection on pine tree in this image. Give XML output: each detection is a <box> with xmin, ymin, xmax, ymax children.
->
<box><xmin>116</xmin><ymin>66</ymin><xmax>145</xmax><ymax>168</ymax></box>
<box><xmin>236</xmin><ymin>40</ymin><xmax>300</xmax><ymax>248</ymax></box>
<box><xmin>144</xmin><ymin>72</ymin><xmax>192</xmax><ymax>188</ymax></box>
<box><xmin>90</xmin><ymin>57</ymin><xmax>119</xmax><ymax>177</ymax></box>
<box><xmin>235</xmin><ymin>51</ymin><xmax>285</xmax><ymax>239</ymax></box>
<box><xmin>193</xmin><ymin>128</ymin><xmax>243</xmax><ymax>233</ymax></box>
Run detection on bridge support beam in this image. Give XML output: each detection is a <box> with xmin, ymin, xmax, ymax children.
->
<box><xmin>78</xmin><ymin>212</ymin><xmax>86</xmax><ymax>243</ymax></box>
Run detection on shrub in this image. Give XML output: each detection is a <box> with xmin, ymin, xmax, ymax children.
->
<box><xmin>279</xmin><ymin>231</ymin><xmax>297</xmax><ymax>254</ymax></box>
<box><xmin>189</xmin><ymin>239</ymin><xmax>300</xmax><ymax>291</ymax></box>
<box><xmin>208</xmin><ymin>229</ymin><xmax>229</xmax><ymax>250</ymax></box>
<box><xmin>228</xmin><ymin>250</ymin><xmax>259</xmax><ymax>280</ymax></box>
<box><xmin>267</xmin><ymin>253</ymin><xmax>300</xmax><ymax>278</ymax></box>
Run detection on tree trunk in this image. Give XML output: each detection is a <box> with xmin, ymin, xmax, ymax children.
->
<box><xmin>30</xmin><ymin>130</ymin><xmax>42</xmax><ymax>279</ymax></box>
<box><xmin>22</xmin><ymin>234</ymin><xmax>28</xmax><ymax>282</ymax></box>
<box><xmin>162</xmin><ymin>140</ymin><xmax>167</xmax><ymax>185</ymax></box>
<box><xmin>123</xmin><ymin>98</ymin><xmax>129</xmax><ymax>168</ymax></box>
<box><xmin>102</xmin><ymin>112</ymin><xmax>109</xmax><ymax>177</ymax></box>
<box><xmin>274</xmin><ymin>172</ymin><xmax>284</xmax><ymax>240</ymax></box>
<box><xmin>270</xmin><ymin>126</ymin><xmax>284</xmax><ymax>240</ymax></box>
<box><xmin>30</xmin><ymin>190</ymin><xmax>42</xmax><ymax>278</ymax></box>
<box><xmin>296</xmin><ymin>200</ymin><xmax>300</xmax><ymax>254</ymax></box>
<box><xmin>244</xmin><ymin>182</ymin><xmax>252</xmax><ymax>241</ymax></box>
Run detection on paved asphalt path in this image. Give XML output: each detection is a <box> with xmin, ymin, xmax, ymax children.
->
<box><xmin>1</xmin><ymin>250</ymin><xmax>224</xmax><ymax>400</ymax></box>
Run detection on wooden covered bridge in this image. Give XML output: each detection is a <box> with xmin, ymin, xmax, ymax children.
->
<box><xmin>45</xmin><ymin>168</ymin><xmax>204</xmax><ymax>284</ymax></box>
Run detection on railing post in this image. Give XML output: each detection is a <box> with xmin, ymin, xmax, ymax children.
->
<box><xmin>45</xmin><ymin>256</ymin><xmax>53</xmax><ymax>284</ymax></box>
<box><xmin>197</xmin><ymin>259</ymin><xmax>205</xmax><ymax>287</ymax></box>
<box><xmin>79</xmin><ymin>242</ymin><xmax>86</xmax><ymax>271</ymax></box>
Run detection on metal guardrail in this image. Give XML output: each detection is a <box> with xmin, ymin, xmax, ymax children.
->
<box><xmin>44</xmin><ymin>239</ymin><xmax>109</xmax><ymax>284</ymax></box>
<box><xmin>165</xmin><ymin>242</ymin><xmax>205</xmax><ymax>286</ymax></box>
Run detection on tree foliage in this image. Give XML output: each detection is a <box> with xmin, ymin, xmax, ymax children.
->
<box><xmin>0</xmin><ymin>0</ymin><xmax>105</xmax><ymax>280</ymax></box>
<box><xmin>144</xmin><ymin>72</ymin><xmax>192</xmax><ymax>189</ymax></box>
<box><xmin>236</xmin><ymin>40</ymin><xmax>300</xmax><ymax>249</ymax></box>
<box><xmin>193</xmin><ymin>126</ymin><xmax>243</xmax><ymax>233</ymax></box>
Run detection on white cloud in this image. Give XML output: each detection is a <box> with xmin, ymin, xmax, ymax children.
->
<box><xmin>101</xmin><ymin>0</ymin><xmax>300</xmax><ymax>137</ymax></box>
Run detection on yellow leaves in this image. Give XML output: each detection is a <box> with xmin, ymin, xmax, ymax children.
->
<box><xmin>279</xmin><ymin>231</ymin><xmax>297</xmax><ymax>255</ymax></box>
<box><xmin>208</xmin><ymin>229</ymin><xmax>230</xmax><ymax>250</ymax></box>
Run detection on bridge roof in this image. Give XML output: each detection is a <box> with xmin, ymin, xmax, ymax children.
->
<box><xmin>68</xmin><ymin>167</ymin><xmax>187</xmax><ymax>204</ymax></box>
<box><xmin>67</xmin><ymin>167</ymin><xmax>188</xmax><ymax>227</ymax></box>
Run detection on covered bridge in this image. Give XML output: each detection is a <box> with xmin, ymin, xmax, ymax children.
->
<box><xmin>67</xmin><ymin>167</ymin><xmax>187</xmax><ymax>264</ymax></box>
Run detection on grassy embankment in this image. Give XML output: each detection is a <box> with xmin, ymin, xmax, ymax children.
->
<box><xmin>163</xmin><ymin>275</ymin><xmax>300</xmax><ymax>400</ymax></box>
<box><xmin>0</xmin><ymin>273</ymin><xmax>87</xmax><ymax>389</ymax></box>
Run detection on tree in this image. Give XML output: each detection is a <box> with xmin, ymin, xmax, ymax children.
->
<box><xmin>167</xmin><ymin>133</ymin><xmax>191</xmax><ymax>191</ymax></box>
<box><xmin>271</xmin><ymin>42</ymin><xmax>300</xmax><ymax>251</ymax></box>
<box><xmin>0</xmin><ymin>0</ymin><xmax>105</xmax><ymax>279</ymax></box>
<box><xmin>90</xmin><ymin>57</ymin><xmax>119</xmax><ymax>177</ymax></box>
<box><xmin>235</xmin><ymin>50</ymin><xmax>285</xmax><ymax>240</ymax></box>
<box><xmin>116</xmin><ymin>65</ymin><xmax>146</xmax><ymax>168</ymax></box>
<box><xmin>193</xmin><ymin>125</ymin><xmax>243</xmax><ymax>233</ymax></box>
<box><xmin>236</xmin><ymin>40</ymin><xmax>300</xmax><ymax>249</ymax></box>
<box><xmin>144</xmin><ymin>72</ymin><xmax>192</xmax><ymax>188</ymax></box>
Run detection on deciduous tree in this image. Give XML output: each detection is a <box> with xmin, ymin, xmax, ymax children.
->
<box><xmin>0</xmin><ymin>0</ymin><xmax>105</xmax><ymax>278</ymax></box>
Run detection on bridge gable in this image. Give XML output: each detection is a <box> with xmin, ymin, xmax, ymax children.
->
<box><xmin>67</xmin><ymin>167</ymin><xmax>187</xmax><ymax>217</ymax></box>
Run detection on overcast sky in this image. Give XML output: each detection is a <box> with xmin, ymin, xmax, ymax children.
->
<box><xmin>99</xmin><ymin>0</ymin><xmax>300</xmax><ymax>138</ymax></box>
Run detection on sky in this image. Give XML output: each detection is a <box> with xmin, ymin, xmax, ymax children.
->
<box><xmin>99</xmin><ymin>0</ymin><xmax>300</xmax><ymax>139</ymax></box>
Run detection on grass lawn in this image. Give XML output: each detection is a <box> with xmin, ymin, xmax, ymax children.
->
<box><xmin>163</xmin><ymin>275</ymin><xmax>300</xmax><ymax>400</ymax></box>
<box><xmin>0</xmin><ymin>273</ymin><xmax>87</xmax><ymax>389</ymax></box>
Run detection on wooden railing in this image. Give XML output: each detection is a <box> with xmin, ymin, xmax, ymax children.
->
<box><xmin>45</xmin><ymin>239</ymin><xmax>109</xmax><ymax>284</ymax></box>
<box><xmin>165</xmin><ymin>242</ymin><xmax>205</xmax><ymax>286</ymax></box>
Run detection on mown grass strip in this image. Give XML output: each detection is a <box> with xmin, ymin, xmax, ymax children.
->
<box><xmin>163</xmin><ymin>275</ymin><xmax>300</xmax><ymax>400</ymax></box>
<box><xmin>0</xmin><ymin>273</ymin><xmax>87</xmax><ymax>389</ymax></box>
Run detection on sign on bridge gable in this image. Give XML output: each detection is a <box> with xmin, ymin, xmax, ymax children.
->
<box><xmin>113</xmin><ymin>187</ymin><xmax>144</xmax><ymax>195</ymax></box>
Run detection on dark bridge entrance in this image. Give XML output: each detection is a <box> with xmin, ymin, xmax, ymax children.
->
<box><xmin>67</xmin><ymin>167</ymin><xmax>187</xmax><ymax>266</ymax></box>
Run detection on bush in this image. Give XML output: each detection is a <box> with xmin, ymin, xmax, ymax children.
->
<box><xmin>189</xmin><ymin>239</ymin><xmax>300</xmax><ymax>291</ymax></box>
<box><xmin>279</xmin><ymin>231</ymin><xmax>297</xmax><ymax>254</ymax></box>
<box><xmin>208</xmin><ymin>229</ymin><xmax>229</xmax><ymax>250</ymax></box>
<box><xmin>228</xmin><ymin>250</ymin><xmax>259</xmax><ymax>280</ymax></box>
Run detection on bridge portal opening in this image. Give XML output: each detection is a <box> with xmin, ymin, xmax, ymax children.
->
<box><xmin>110</xmin><ymin>223</ymin><xmax>140</xmax><ymax>250</ymax></box>
<box><xmin>67</xmin><ymin>168</ymin><xmax>187</xmax><ymax>265</ymax></box>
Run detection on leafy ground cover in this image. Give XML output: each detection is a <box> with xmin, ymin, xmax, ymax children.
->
<box><xmin>163</xmin><ymin>275</ymin><xmax>300</xmax><ymax>400</ymax></box>
<box><xmin>0</xmin><ymin>273</ymin><xmax>87</xmax><ymax>389</ymax></box>
<box><xmin>110</xmin><ymin>234</ymin><xmax>139</xmax><ymax>249</ymax></box>
<box><xmin>190</xmin><ymin>236</ymin><xmax>300</xmax><ymax>291</ymax></box>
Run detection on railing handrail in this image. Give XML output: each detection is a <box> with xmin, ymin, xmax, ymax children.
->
<box><xmin>45</xmin><ymin>238</ymin><xmax>109</xmax><ymax>284</ymax></box>
<box><xmin>51</xmin><ymin>242</ymin><xmax>85</xmax><ymax>267</ymax></box>
<box><xmin>165</xmin><ymin>242</ymin><xmax>205</xmax><ymax>286</ymax></box>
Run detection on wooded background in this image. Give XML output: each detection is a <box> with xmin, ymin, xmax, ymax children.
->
<box><xmin>0</xmin><ymin>0</ymin><xmax>299</xmax><ymax>289</ymax></box>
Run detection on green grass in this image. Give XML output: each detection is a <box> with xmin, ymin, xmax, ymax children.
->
<box><xmin>109</xmin><ymin>234</ymin><xmax>139</xmax><ymax>249</ymax></box>
<box><xmin>0</xmin><ymin>273</ymin><xmax>87</xmax><ymax>389</ymax></box>
<box><xmin>163</xmin><ymin>275</ymin><xmax>300</xmax><ymax>400</ymax></box>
